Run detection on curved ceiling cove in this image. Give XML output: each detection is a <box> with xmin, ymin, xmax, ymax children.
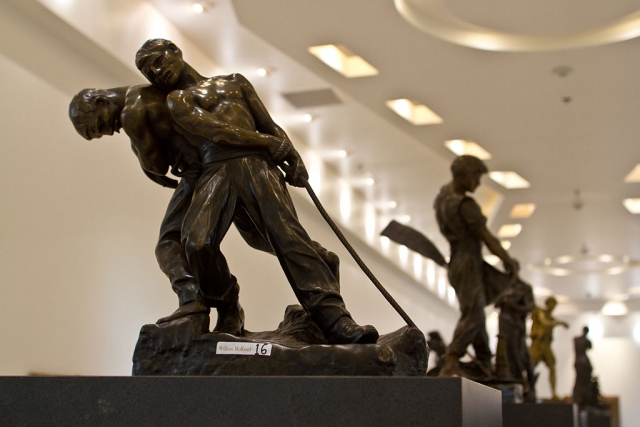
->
<box><xmin>394</xmin><ymin>0</ymin><xmax>640</xmax><ymax>51</ymax></box>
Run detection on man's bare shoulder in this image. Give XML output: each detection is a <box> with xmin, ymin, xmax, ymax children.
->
<box><xmin>122</xmin><ymin>85</ymin><xmax>167</xmax><ymax>134</ymax></box>
<box><xmin>125</xmin><ymin>85</ymin><xmax>167</xmax><ymax>109</ymax></box>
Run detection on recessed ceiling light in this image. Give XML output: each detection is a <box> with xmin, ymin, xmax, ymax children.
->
<box><xmin>308</xmin><ymin>44</ymin><xmax>378</xmax><ymax>78</ymax></box>
<box><xmin>302</xmin><ymin>113</ymin><xmax>314</xmax><ymax>122</ymax></box>
<box><xmin>497</xmin><ymin>224</ymin><xmax>522</xmax><ymax>238</ymax></box>
<box><xmin>500</xmin><ymin>240</ymin><xmax>511</xmax><ymax>250</ymax></box>
<box><xmin>385</xmin><ymin>99</ymin><xmax>443</xmax><ymax>125</ymax></box>
<box><xmin>533</xmin><ymin>287</ymin><xmax>553</xmax><ymax>297</ymax></box>
<box><xmin>623</xmin><ymin>198</ymin><xmax>640</xmax><ymax>214</ymax></box>
<box><xmin>601</xmin><ymin>300</ymin><xmax>629</xmax><ymax>316</ymax></box>
<box><xmin>192</xmin><ymin>2</ymin><xmax>214</xmax><ymax>13</ymax></box>
<box><xmin>510</xmin><ymin>203</ymin><xmax>536</xmax><ymax>218</ymax></box>
<box><xmin>365</xmin><ymin>178</ymin><xmax>375</xmax><ymax>186</ymax></box>
<box><xmin>444</xmin><ymin>139</ymin><xmax>491</xmax><ymax>160</ymax></box>
<box><xmin>484</xmin><ymin>254</ymin><xmax>500</xmax><ymax>266</ymax></box>
<box><xmin>320</xmin><ymin>149</ymin><xmax>348</xmax><ymax>159</ymax></box>
<box><xmin>256</xmin><ymin>66</ymin><xmax>275</xmax><ymax>77</ymax></box>
<box><xmin>624</xmin><ymin>164</ymin><xmax>640</xmax><ymax>182</ymax></box>
<box><xmin>489</xmin><ymin>171</ymin><xmax>530</xmax><ymax>189</ymax></box>
<box><xmin>388</xmin><ymin>201</ymin><xmax>397</xmax><ymax>209</ymax></box>
<box><xmin>397</xmin><ymin>215</ymin><xmax>411</xmax><ymax>224</ymax></box>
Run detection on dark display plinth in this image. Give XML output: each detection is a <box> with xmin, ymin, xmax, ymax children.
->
<box><xmin>1</xmin><ymin>376</ymin><xmax>500</xmax><ymax>427</ymax></box>
<box><xmin>580</xmin><ymin>410</ymin><xmax>612</xmax><ymax>427</ymax></box>
<box><xmin>492</xmin><ymin>383</ymin><xmax>523</xmax><ymax>403</ymax></box>
<box><xmin>503</xmin><ymin>402</ymin><xmax>578</xmax><ymax>427</ymax></box>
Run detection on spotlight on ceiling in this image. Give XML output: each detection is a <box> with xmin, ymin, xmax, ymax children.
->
<box><xmin>397</xmin><ymin>215</ymin><xmax>411</xmax><ymax>224</ymax></box>
<box><xmin>192</xmin><ymin>2</ymin><xmax>214</xmax><ymax>13</ymax></box>
<box><xmin>256</xmin><ymin>66</ymin><xmax>275</xmax><ymax>77</ymax></box>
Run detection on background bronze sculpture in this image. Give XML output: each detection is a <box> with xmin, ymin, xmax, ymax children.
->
<box><xmin>493</xmin><ymin>278</ymin><xmax>536</xmax><ymax>399</ymax></box>
<box><xmin>529</xmin><ymin>296</ymin><xmax>569</xmax><ymax>400</ymax></box>
<box><xmin>572</xmin><ymin>326</ymin><xmax>599</xmax><ymax>408</ymax></box>
<box><xmin>426</xmin><ymin>331</ymin><xmax>447</xmax><ymax>376</ymax></box>
<box><xmin>434</xmin><ymin>155</ymin><xmax>519</xmax><ymax>379</ymax></box>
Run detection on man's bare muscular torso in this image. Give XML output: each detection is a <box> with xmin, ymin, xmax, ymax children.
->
<box><xmin>121</xmin><ymin>85</ymin><xmax>199</xmax><ymax>177</ymax></box>
<box><xmin>188</xmin><ymin>75</ymin><xmax>258</xmax><ymax>132</ymax></box>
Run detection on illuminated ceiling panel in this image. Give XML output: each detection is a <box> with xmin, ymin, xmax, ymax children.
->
<box><xmin>510</xmin><ymin>203</ymin><xmax>536</xmax><ymax>218</ymax></box>
<box><xmin>489</xmin><ymin>171</ymin><xmax>530</xmax><ymax>189</ymax></box>
<box><xmin>623</xmin><ymin>198</ymin><xmax>640</xmax><ymax>214</ymax></box>
<box><xmin>444</xmin><ymin>139</ymin><xmax>491</xmax><ymax>159</ymax></box>
<box><xmin>624</xmin><ymin>164</ymin><xmax>640</xmax><ymax>182</ymax></box>
<box><xmin>497</xmin><ymin>224</ymin><xmax>522</xmax><ymax>238</ymax></box>
<box><xmin>308</xmin><ymin>44</ymin><xmax>378</xmax><ymax>78</ymax></box>
<box><xmin>385</xmin><ymin>99</ymin><xmax>443</xmax><ymax>125</ymax></box>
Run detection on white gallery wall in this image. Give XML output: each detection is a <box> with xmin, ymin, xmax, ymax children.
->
<box><xmin>1</xmin><ymin>1</ymin><xmax>639</xmax><ymax>425</ymax></box>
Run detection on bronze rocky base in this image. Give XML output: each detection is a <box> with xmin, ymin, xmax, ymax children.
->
<box><xmin>132</xmin><ymin>305</ymin><xmax>428</xmax><ymax>376</ymax></box>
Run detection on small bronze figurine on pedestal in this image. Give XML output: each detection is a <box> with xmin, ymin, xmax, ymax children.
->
<box><xmin>493</xmin><ymin>278</ymin><xmax>536</xmax><ymax>399</ymax></box>
<box><xmin>529</xmin><ymin>296</ymin><xmax>569</xmax><ymax>400</ymax></box>
<box><xmin>572</xmin><ymin>326</ymin><xmax>598</xmax><ymax>408</ymax></box>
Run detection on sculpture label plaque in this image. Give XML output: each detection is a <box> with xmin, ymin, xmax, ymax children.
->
<box><xmin>216</xmin><ymin>342</ymin><xmax>273</xmax><ymax>356</ymax></box>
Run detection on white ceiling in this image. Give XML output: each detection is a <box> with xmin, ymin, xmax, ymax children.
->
<box><xmin>32</xmin><ymin>0</ymin><xmax>632</xmax><ymax>314</ymax></box>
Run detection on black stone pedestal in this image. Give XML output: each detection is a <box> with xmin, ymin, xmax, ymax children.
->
<box><xmin>503</xmin><ymin>402</ymin><xmax>578</xmax><ymax>427</ymax></box>
<box><xmin>580</xmin><ymin>409</ymin><xmax>612</xmax><ymax>427</ymax></box>
<box><xmin>1</xmin><ymin>376</ymin><xmax>501</xmax><ymax>426</ymax></box>
<box><xmin>492</xmin><ymin>383</ymin><xmax>523</xmax><ymax>403</ymax></box>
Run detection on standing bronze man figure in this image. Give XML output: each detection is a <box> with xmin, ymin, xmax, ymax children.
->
<box><xmin>435</xmin><ymin>155</ymin><xmax>519</xmax><ymax>378</ymax></box>
<box><xmin>530</xmin><ymin>296</ymin><xmax>569</xmax><ymax>400</ymax></box>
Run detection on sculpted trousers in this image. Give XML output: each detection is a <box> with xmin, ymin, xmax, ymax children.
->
<box><xmin>155</xmin><ymin>175</ymin><xmax>200</xmax><ymax>307</ymax></box>
<box><xmin>181</xmin><ymin>154</ymin><xmax>350</xmax><ymax>332</ymax></box>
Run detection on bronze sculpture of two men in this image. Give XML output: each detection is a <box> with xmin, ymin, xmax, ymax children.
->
<box><xmin>69</xmin><ymin>39</ymin><xmax>378</xmax><ymax>346</ymax></box>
